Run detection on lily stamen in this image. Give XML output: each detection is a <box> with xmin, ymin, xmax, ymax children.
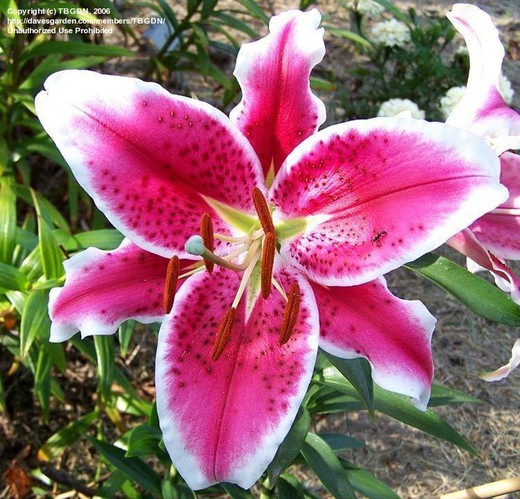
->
<box><xmin>261</xmin><ymin>232</ymin><xmax>276</xmax><ymax>299</ymax></box>
<box><xmin>200</xmin><ymin>213</ymin><xmax>215</xmax><ymax>273</ymax></box>
<box><xmin>214</xmin><ymin>228</ymin><xmax>264</xmax><ymax>244</ymax></box>
<box><xmin>211</xmin><ymin>307</ymin><xmax>236</xmax><ymax>361</ymax></box>
<box><xmin>231</xmin><ymin>251</ymin><xmax>261</xmax><ymax>309</ymax></box>
<box><xmin>252</xmin><ymin>187</ymin><xmax>275</xmax><ymax>235</ymax></box>
<box><xmin>279</xmin><ymin>282</ymin><xmax>301</xmax><ymax>345</ymax></box>
<box><xmin>271</xmin><ymin>277</ymin><xmax>288</xmax><ymax>301</ymax></box>
<box><xmin>163</xmin><ymin>255</ymin><xmax>180</xmax><ymax>314</ymax></box>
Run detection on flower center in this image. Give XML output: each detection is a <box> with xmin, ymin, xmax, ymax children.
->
<box><xmin>163</xmin><ymin>188</ymin><xmax>301</xmax><ymax>360</ymax></box>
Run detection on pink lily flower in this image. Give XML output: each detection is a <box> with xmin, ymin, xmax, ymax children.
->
<box><xmin>36</xmin><ymin>10</ymin><xmax>507</xmax><ymax>490</ymax></box>
<box><xmin>445</xmin><ymin>4</ymin><xmax>520</xmax><ymax>303</ymax></box>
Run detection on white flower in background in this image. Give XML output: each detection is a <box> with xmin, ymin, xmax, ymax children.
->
<box><xmin>341</xmin><ymin>0</ymin><xmax>384</xmax><ymax>16</ymax></box>
<box><xmin>499</xmin><ymin>74</ymin><xmax>514</xmax><ymax>105</ymax></box>
<box><xmin>440</xmin><ymin>86</ymin><xmax>466</xmax><ymax>119</ymax></box>
<box><xmin>377</xmin><ymin>98</ymin><xmax>425</xmax><ymax>119</ymax></box>
<box><xmin>370</xmin><ymin>19</ymin><xmax>411</xmax><ymax>47</ymax></box>
<box><xmin>441</xmin><ymin>76</ymin><xmax>514</xmax><ymax>119</ymax></box>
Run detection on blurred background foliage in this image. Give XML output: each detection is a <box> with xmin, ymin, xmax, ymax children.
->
<box><xmin>0</xmin><ymin>0</ymin><xmax>516</xmax><ymax>497</ymax></box>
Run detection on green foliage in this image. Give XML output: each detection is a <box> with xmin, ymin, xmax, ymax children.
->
<box><xmin>333</xmin><ymin>4</ymin><xmax>468</xmax><ymax>120</ymax></box>
<box><xmin>0</xmin><ymin>1</ymin><xmax>516</xmax><ymax>498</ymax></box>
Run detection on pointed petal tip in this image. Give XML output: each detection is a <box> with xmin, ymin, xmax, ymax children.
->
<box><xmin>480</xmin><ymin>339</ymin><xmax>520</xmax><ymax>382</ymax></box>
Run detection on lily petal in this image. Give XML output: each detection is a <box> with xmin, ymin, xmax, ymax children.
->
<box><xmin>49</xmin><ymin>239</ymin><xmax>179</xmax><ymax>342</ymax></box>
<box><xmin>448</xmin><ymin>229</ymin><xmax>520</xmax><ymax>304</ymax></box>
<box><xmin>310</xmin><ymin>277</ymin><xmax>435</xmax><ymax>410</ymax></box>
<box><xmin>446</xmin><ymin>4</ymin><xmax>520</xmax><ymax>152</ymax></box>
<box><xmin>230</xmin><ymin>9</ymin><xmax>326</xmax><ymax>177</ymax></box>
<box><xmin>156</xmin><ymin>267</ymin><xmax>319</xmax><ymax>490</ymax></box>
<box><xmin>35</xmin><ymin>70</ymin><xmax>264</xmax><ymax>258</ymax></box>
<box><xmin>480</xmin><ymin>339</ymin><xmax>520</xmax><ymax>381</ymax></box>
<box><xmin>470</xmin><ymin>152</ymin><xmax>520</xmax><ymax>260</ymax></box>
<box><xmin>272</xmin><ymin>118</ymin><xmax>507</xmax><ymax>286</ymax></box>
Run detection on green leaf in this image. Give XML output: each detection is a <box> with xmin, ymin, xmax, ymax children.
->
<box><xmin>277</xmin><ymin>476</ymin><xmax>305</xmax><ymax>499</ymax></box>
<box><xmin>310</xmin><ymin>77</ymin><xmax>336</xmax><ymax>92</ymax></box>
<box><xmin>20</xmin><ymin>290</ymin><xmax>50</xmax><ymax>359</ymax></box>
<box><xmin>36</xmin><ymin>215</ymin><xmax>64</xmax><ymax>281</ymax></box>
<box><xmin>319</xmin><ymin>433</ymin><xmax>366</xmax><ymax>452</ymax></box>
<box><xmin>43</xmin><ymin>341</ymin><xmax>67</xmax><ymax>373</ymax></box>
<box><xmin>429</xmin><ymin>383</ymin><xmax>481</xmax><ymax>407</ymax></box>
<box><xmin>20</xmin><ymin>54</ymin><xmax>106</xmax><ymax>91</ymax></box>
<box><xmin>317</xmin><ymin>367</ymin><xmax>478</xmax><ymax>454</ymax></box>
<box><xmin>20</xmin><ymin>41</ymin><xmax>133</xmax><ymax>63</ymax></box>
<box><xmin>324</xmin><ymin>353</ymin><xmax>374</xmax><ymax>414</ymax></box>
<box><xmin>35</xmin><ymin>349</ymin><xmax>52</xmax><ymax>420</ymax></box>
<box><xmin>406</xmin><ymin>252</ymin><xmax>520</xmax><ymax>326</ymax></box>
<box><xmin>0</xmin><ymin>262</ymin><xmax>28</xmax><ymax>292</ymax></box>
<box><xmin>94</xmin><ymin>335</ymin><xmax>115</xmax><ymax>403</ymax></box>
<box><xmin>86</xmin><ymin>437</ymin><xmax>163</xmax><ymax>496</ymax></box>
<box><xmin>235</xmin><ymin>0</ymin><xmax>269</xmax><ymax>23</ymax></box>
<box><xmin>64</xmin><ymin>229</ymin><xmax>124</xmax><ymax>251</ymax></box>
<box><xmin>221</xmin><ymin>483</ymin><xmax>254</xmax><ymax>498</ymax></box>
<box><xmin>343</xmin><ymin>463</ymin><xmax>400</xmax><ymax>499</ymax></box>
<box><xmin>38</xmin><ymin>411</ymin><xmax>97</xmax><ymax>461</ymax></box>
<box><xmin>0</xmin><ymin>180</ymin><xmax>16</xmax><ymax>264</ymax></box>
<box><xmin>325</xmin><ymin>26</ymin><xmax>371</xmax><ymax>48</ymax></box>
<box><xmin>267</xmin><ymin>407</ymin><xmax>311</xmax><ymax>485</ymax></box>
<box><xmin>125</xmin><ymin>424</ymin><xmax>163</xmax><ymax>458</ymax></box>
<box><xmin>301</xmin><ymin>433</ymin><xmax>356</xmax><ymax>499</ymax></box>
<box><xmin>118</xmin><ymin>320</ymin><xmax>135</xmax><ymax>357</ymax></box>
<box><xmin>211</xmin><ymin>11</ymin><xmax>258</xmax><ymax>37</ymax></box>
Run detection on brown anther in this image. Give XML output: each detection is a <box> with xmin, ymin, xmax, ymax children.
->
<box><xmin>261</xmin><ymin>232</ymin><xmax>276</xmax><ymax>299</ymax></box>
<box><xmin>279</xmin><ymin>282</ymin><xmax>301</xmax><ymax>345</ymax></box>
<box><xmin>163</xmin><ymin>255</ymin><xmax>180</xmax><ymax>314</ymax></box>
<box><xmin>211</xmin><ymin>307</ymin><xmax>236</xmax><ymax>361</ymax></box>
<box><xmin>252</xmin><ymin>187</ymin><xmax>275</xmax><ymax>235</ymax></box>
<box><xmin>200</xmin><ymin>213</ymin><xmax>215</xmax><ymax>273</ymax></box>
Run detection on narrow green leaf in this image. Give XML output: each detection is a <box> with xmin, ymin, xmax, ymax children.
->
<box><xmin>325</xmin><ymin>26</ymin><xmax>371</xmax><ymax>47</ymax></box>
<box><xmin>38</xmin><ymin>411</ymin><xmax>97</xmax><ymax>461</ymax></box>
<box><xmin>0</xmin><ymin>262</ymin><xmax>28</xmax><ymax>292</ymax></box>
<box><xmin>221</xmin><ymin>483</ymin><xmax>254</xmax><ymax>498</ymax></box>
<box><xmin>35</xmin><ymin>349</ymin><xmax>52</xmax><ymax>420</ymax></box>
<box><xmin>43</xmin><ymin>342</ymin><xmax>67</xmax><ymax>373</ymax></box>
<box><xmin>319</xmin><ymin>433</ymin><xmax>366</xmax><ymax>452</ymax></box>
<box><xmin>212</xmin><ymin>11</ymin><xmax>258</xmax><ymax>37</ymax></box>
<box><xmin>64</xmin><ymin>229</ymin><xmax>124</xmax><ymax>251</ymax></box>
<box><xmin>86</xmin><ymin>437</ymin><xmax>163</xmax><ymax>496</ymax></box>
<box><xmin>0</xmin><ymin>180</ymin><xmax>17</xmax><ymax>264</ymax></box>
<box><xmin>268</xmin><ymin>407</ymin><xmax>311</xmax><ymax>485</ymax></box>
<box><xmin>429</xmin><ymin>383</ymin><xmax>481</xmax><ymax>407</ymax></box>
<box><xmin>310</xmin><ymin>77</ymin><xmax>336</xmax><ymax>91</ymax></box>
<box><xmin>20</xmin><ymin>54</ymin><xmax>107</xmax><ymax>91</ymax></box>
<box><xmin>406</xmin><ymin>252</ymin><xmax>520</xmax><ymax>326</ymax></box>
<box><xmin>325</xmin><ymin>353</ymin><xmax>374</xmax><ymax>414</ymax></box>
<box><xmin>15</xmin><ymin>186</ymin><xmax>69</xmax><ymax>231</ymax></box>
<box><xmin>125</xmin><ymin>424</ymin><xmax>162</xmax><ymax>458</ymax></box>
<box><xmin>317</xmin><ymin>367</ymin><xmax>478</xmax><ymax>454</ymax></box>
<box><xmin>21</xmin><ymin>40</ymin><xmax>133</xmax><ymax>63</ymax></box>
<box><xmin>235</xmin><ymin>0</ymin><xmax>269</xmax><ymax>23</ymax></box>
<box><xmin>37</xmin><ymin>214</ymin><xmax>64</xmax><ymax>280</ymax></box>
<box><xmin>277</xmin><ymin>476</ymin><xmax>305</xmax><ymax>499</ymax></box>
<box><xmin>118</xmin><ymin>320</ymin><xmax>135</xmax><ymax>358</ymax></box>
<box><xmin>301</xmin><ymin>433</ymin><xmax>356</xmax><ymax>499</ymax></box>
<box><xmin>343</xmin><ymin>463</ymin><xmax>400</xmax><ymax>499</ymax></box>
<box><xmin>94</xmin><ymin>335</ymin><xmax>115</xmax><ymax>403</ymax></box>
<box><xmin>20</xmin><ymin>290</ymin><xmax>50</xmax><ymax>359</ymax></box>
